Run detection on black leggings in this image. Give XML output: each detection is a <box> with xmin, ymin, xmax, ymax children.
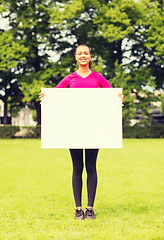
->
<box><xmin>69</xmin><ymin>149</ymin><xmax>99</xmax><ymax>207</ymax></box>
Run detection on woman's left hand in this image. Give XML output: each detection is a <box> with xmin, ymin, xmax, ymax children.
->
<box><xmin>118</xmin><ymin>93</ymin><xmax>124</xmax><ymax>105</ymax></box>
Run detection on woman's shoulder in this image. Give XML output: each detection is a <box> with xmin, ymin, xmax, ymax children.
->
<box><xmin>68</xmin><ymin>71</ymin><xmax>77</xmax><ymax>77</ymax></box>
<box><xmin>92</xmin><ymin>71</ymin><xmax>104</xmax><ymax>78</ymax></box>
<box><xmin>63</xmin><ymin>72</ymin><xmax>77</xmax><ymax>80</ymax></box>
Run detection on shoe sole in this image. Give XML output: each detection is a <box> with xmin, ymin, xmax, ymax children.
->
<box><xmin>75</xmin><ymin>216</ymin><xmax>84</xmax><ymax>220</ymax></box>
<box><xmin>86</xmin><ymin>216</ymin><xmax>95</xmax><ymax>220</ymax></box>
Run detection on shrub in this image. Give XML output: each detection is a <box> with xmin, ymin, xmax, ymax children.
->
<box><xmin>123</xmin><ymin>125</ymin><xmax>164</xmax><ymax>138</ymax></box>
<box><xmin>0</xmin><ymin>125</ymin><xmax>164</xmax><ymax>139</ymax></box>
<box><xmin>31</xmin><ymin>125</ymin><xmax>41</xmax><ymax>138</ymax></box>
<box><xmin>0</xmin><ymin>126</ymin><xmax>20</xmax><ymax>138</ymax></box>
<box><xmin>14</xmin><ymin>126</ymin><xmax>41</xmax><ymax>138</ymax></box>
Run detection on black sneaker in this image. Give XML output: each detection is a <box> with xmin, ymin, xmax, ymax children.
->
<box><xmin>75</xmin><ymin>208</ymin><xmax>84</xmax><ymax>220</ymax></box>
<box><xmin>85</xmin><ymin>208</ymin><xmax>95</xmax><ymax>219</ymax></box>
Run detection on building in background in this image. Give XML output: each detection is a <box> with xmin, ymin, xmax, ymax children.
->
<box><xmin>0</xmin><ymin>100</ymin><xmax>36</xmax><ymax>126</ymax></box>
<box><xmin>12</xmin><ymin>105</ymin><xmax>36</xmax><ymax>126</ymax></box>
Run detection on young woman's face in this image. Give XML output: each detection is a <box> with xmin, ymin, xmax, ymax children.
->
<box><xmin>75</xmin><ymin>46</ymin><xmax>91</xmax><ymax>67</ymax></box>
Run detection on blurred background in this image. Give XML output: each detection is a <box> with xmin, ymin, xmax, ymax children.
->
<box><xmin>0</xmin><ymin>0</ymin><xmax>163</xmax><ymax>138</ymax></box>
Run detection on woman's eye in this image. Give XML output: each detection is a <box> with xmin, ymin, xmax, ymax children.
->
<box><xmin>77</xmin><ymin>51</ymin><xmax>89</xmax><ymax>55</ymax></box>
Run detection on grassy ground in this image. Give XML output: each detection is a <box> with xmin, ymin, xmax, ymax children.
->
<box><xmin>0</xmin><ymin>139</ymin><xmax>163</xmax><ymax>240</ymax></box>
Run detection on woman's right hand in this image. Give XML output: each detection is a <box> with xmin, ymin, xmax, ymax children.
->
<box><xmin>39</xmin><ymin>92</ymin><xmax>45</xmax><ymax>102</ymax></box>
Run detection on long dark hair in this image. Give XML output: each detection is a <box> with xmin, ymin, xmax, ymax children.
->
<box><xmin>74</xmin><ymin>44</ymin><xmax>92</xmax><ymax>69</ymax></box>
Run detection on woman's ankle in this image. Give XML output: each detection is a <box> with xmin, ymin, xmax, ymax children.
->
<box><xmin>87</xmin><ymin>206</ymin><xmax>93</xmax><ymax>209</ymax></box>
<box><xmin>76</xmin><ymin>206</ymin><xmax>82</xmax><ymax>209</ymax></box>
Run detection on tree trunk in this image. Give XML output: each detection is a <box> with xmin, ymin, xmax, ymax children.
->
<box><xmin>117</xmin><ymin>40</ymin><xmax>123</xmax><ymax>65</ymax></box>
<box><xmin>34</xmin><ymin>101</ymin><xmax>41</xmax><ymax>125</ymax></box>
<box><xmin>3</xmin><ymin>100</ymin><xmax>8</xmax><ymax>125</ymax></box>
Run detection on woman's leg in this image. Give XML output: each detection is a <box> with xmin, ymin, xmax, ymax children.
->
<box><xmin>69</xmin><ymin>149</ymin><xmax>83</xmax><ymax>207</ymax></box>
<box><xmin>85</xmin><ymin>149</ymin><xmax>99</xmax><ymax>207</ymax></box>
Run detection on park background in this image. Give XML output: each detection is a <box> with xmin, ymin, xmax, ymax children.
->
<box><xmin>0</xmin><ymin>0</ymin><xmax>164</xmax><ymax>132</ymax></box>
<box><xmin>0</xmin><ymin>0</ymin><xmax>163</xmax><ymax>239</ymax></box>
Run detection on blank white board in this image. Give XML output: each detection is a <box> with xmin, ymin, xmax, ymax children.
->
<box><xmin>41</xmin><ymin>88</ymin><xmax>122</xmax><ymax>149</ymax></box>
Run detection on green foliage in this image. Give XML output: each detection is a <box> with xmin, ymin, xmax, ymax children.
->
<box><xmin>9</xmin><ymin>103</ymin><xmax>24</xmax><ymax>118</ymax></box>
<box><xmin>91</xmin><ymin>56</ymin><xmax>104</xmax><ymax>73</ymax></box>
<box><xmin>0</xmin><ymin>0</ymin><xmax>60</xmax><ymax>124</ymax></box>
<box><xmin>123</xmin><ymin>125</ymin><xmax>164</xmax><ymax>138</ymax></box>
<box><xmin>94</xmin><ymin>0</ymin><xmax>140</xmax><ymax>41</ymax></box>
<box><xmin>18</xmin><ymin>126</ymin><xmax>41</xmax><ymax>138</ymax></box>
<box><xmin>0</xmin><ymin>125</ymin><xmax>164</xmax><ymax>139</ymax></box>
<box><xmin>128</xmin><ymin>0</ymin><xmax>164</xmax><ymax>89</ymax></box>
<box><xmin>127</xmin><ymin>66</ymin><xmax>159</xmax><ymax>125</ymax></box>
<box><xmin>0</xmin><ymin>0</ymin><xmax>163</xmax><ymax>127</ymax></box>
<box><xmin>0</xmin><ymin>70</ymin><xmax>25</xmax><ymax>125</ymax></box>
<box><xmin>0</xmin><ymin>126</ymin><xmax>41</xmax><ymax>138</ymax></box>
<box><xmin>0</xmin><ymin>31</ymin><xmax>28</xmax><ymax>71</ymax></box>
<box><xmin>0</xmin><ymin>11</ymin><xmax>28</xmax><ymax>125</ymax></box>
<box><xmin>109</xmin><ymin>62</ymin><xmax>135</xmax><ymax>125</ymax></box>
<box><xmin>21</xmin><ymin>66</ymin><xmax>57</xmax><ymax>103</ymax></box>
<box><xmin>0</xmin><ymin>0</ymin><xmax>7</xmax><ymax>13</ymax></box>
<box><xmin>109</xmin><ymin>62</ymin><xmax>158</xmax><ymax>126</ymax></box>
<box><xmin>0</xmin><ymin>126</ymin><xmax>20</xmax><ymax>138</ymax></box>
<box><xmin>161</xmin><ymin>94</ymin><xmax>164</xmax><ymax>114</ymax></box>
<box><xmin>139</xmin><ymin>0</ymin><xmax>164</xmax><ymax>58</ymax></box>
<box><xmin>32</xmin><ymin>109</ymin><xmax>37</xmax><ymax>122</ymax></box>
<box><xmin>50</xmin><ymin>0</ymin><xmax>85</xmax><ymax>25</ymax></box>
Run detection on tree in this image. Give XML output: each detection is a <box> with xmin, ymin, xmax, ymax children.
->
<box><xmin>0</xmin><ymin>30</ymin><xmax>27</xmax><ymax>124</ymax></box>
<box><xmin>90</xmin><ymin>0</ymin><xmax>160</xmax><ymax>124</ymax></box>
<box><xmin>50</xmin><ymin>0</ymin><xmax>159</xmax><ymax>125</ymax></box>
<box><xmin>0</xmin><ymin>0</ymin><xmax>65</xmax><ymax>124</ymax></box>
<box><xmin>1</xmin><ymin>0</ymin><xmax>79</xmax><ymax>125</ymax></box>
<box><xmin>1</xmin><ymin>0</ymin><xmax>162</xmax><ymax>126</ymax></box>
<box><xmin>128</xmin><ymin>0</ymin><xmax>164</xmax><ymax>89</ymax></box>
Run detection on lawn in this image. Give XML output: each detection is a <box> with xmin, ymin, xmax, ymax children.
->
<box><xmin>0</xmin><ymin>139</ymin><xmax>163</xmax><ymax>240</ymax></box>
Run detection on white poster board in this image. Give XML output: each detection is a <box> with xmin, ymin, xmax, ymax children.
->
<box><xmin>41</xmin><ymin>88</ymin><xmax>122</xmax><ymax>149</ymax></box>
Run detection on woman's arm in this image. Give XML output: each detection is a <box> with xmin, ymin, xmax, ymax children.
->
<box><xmin>56</xmin><ymin>75</ymin><xmax>70</xmax><ymax>88</ymax></box>
<box><xmin>98</xmin><ymin>74</ymin><xmax>112</xmax><ymax>88</ymax></box>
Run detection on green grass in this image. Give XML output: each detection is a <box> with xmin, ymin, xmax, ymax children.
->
<box><xmin>0</xmin><ymin>139</ymin><xmax>163</xmax><ymax>240</ymax></box>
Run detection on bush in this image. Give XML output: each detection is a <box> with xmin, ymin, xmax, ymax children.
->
<box><xmin>0</xmin><ymin>126</ymin><xmax>20</xmax><ymax>138</ymax></box>
<box><xmin>0</xmin><ymin>125</ymin><xmax>164</xmax><ymax>139</ymax></box>
<box><xmin>123</xmin><ymin>125</ymin><xmax>164</xmax><ymax>138</ymax></box>
<box><xmin>31</xmin><ymin>125</ymin><xmax>41</xmax><ymax>138</ymax></box>
<box><xmin>14</xmin><ymin>126</ymin><xmax>41</xmax><ymax>138</ymax></box>
<box><xmin>0</xmin><ymin>125</ymin><xmax>41</xmax><ymax>139</ymax></box>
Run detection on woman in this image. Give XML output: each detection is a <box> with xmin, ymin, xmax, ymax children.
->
<box><xmin>39</xmin><ymin>44</ymin><xmax>124</xmax><ymax>220</ymax></box>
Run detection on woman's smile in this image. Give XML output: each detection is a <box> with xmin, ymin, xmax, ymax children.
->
<box><xmin>80</xmin><ymin>58</ymin><xmax>87</xmax><ymax>62</ymax></box>
<box><xmin>75</xmin><ymin>45</ymin><xmax>91</xmax><ymax>66</ymax></box>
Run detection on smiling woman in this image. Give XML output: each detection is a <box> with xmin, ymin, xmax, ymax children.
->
<box><xmin>54</xmin><ymin>45</ymin><xmax>113</xmax><ymax>89</ymax></box>
<box><xmin>75</xmin><ymin>45</ymin><xmax>92</xmax><ymax>77</ymax></box>
<box><xmin>39</xmin><ymin>44</ymin><xmax>124</xmax><ymax>220</ymax></box>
